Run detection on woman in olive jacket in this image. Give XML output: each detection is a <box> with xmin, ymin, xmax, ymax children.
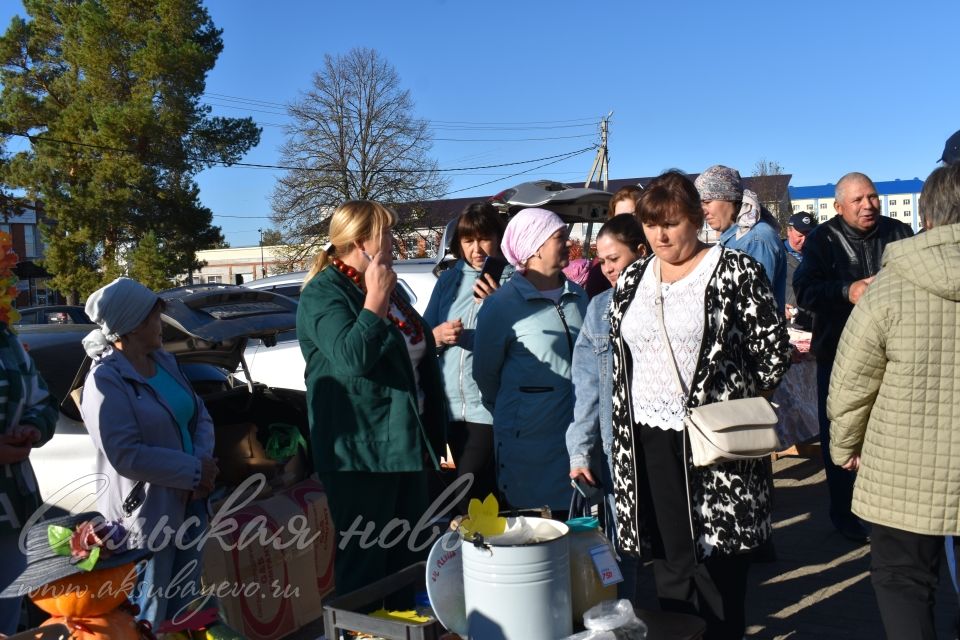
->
<box><xmin>297</xmin><ymin>200</ymin><xmax>446</xmax><ymax>596</ymax></box>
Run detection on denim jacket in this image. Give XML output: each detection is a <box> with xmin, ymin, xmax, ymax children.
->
<box><xmin>720</xmin><ymin>218</ymin><xmax>787</xmax><ymax>311</ymax></box>
<box><xmin>566</xmin><ymin>288</ymin><xmax>614</xmax><ymax>478</ymax></box>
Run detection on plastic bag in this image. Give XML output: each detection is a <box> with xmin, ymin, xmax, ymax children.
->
<box><xmin>265</xmin><ymin>423</ymin><xmax>307</xmax><ymax>461</ymax></box>
<box><xmin>582</xmin><ymin>599</ymin><xmax>647</xmax><ymax>639</ymax></box>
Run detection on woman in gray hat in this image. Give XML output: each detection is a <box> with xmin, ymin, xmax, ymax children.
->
<box><xmin>695</xmin><ymin>165</ymin><xmax>787</xmax><ymax>312</ymax></box>
<box><xmin>80</xmin><ymin>277</ymin><xmax>217</xmax><ymax>628</ymax></box>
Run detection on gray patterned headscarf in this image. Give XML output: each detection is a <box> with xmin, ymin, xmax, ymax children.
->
<box><xmin>695</xmin><ymin>165</ymin><xmax>762</xmax><ymax>238</ymax></box>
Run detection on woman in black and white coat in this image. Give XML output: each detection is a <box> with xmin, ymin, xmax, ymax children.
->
<box><xmin>609</xmin><ymin>172</ymin><xmax>791</xmax><ymax>639</ymax></box>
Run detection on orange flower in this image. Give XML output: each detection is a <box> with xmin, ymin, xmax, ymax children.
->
<box><xmin>0</xmin><ymin>232</ymin><xmax>20</xmax><ymax>329</ymax></box>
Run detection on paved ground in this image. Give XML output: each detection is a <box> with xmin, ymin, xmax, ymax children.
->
<box><xmin>633</xmin><ymin>452</ymin><xmax>959</xmax><ymax>639</ymax></box>
<box><xmin>306</xmin><ymin>451</ymin><xmax>958</xmax><ymax>639</ymax></box>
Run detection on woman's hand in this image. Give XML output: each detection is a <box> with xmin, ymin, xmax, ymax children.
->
<box><xmin>0</xmin><ymin>439</ymin><xmax>31</xmax><ymax>465</ymax></box>
<box><xmin>8</xmin><ymin>424</ymin><xmax>41</xmax><ymax>446</ymax></box>
<box><xmin>192</xmin><ymin>456</ymin><xmax>219</xmax><ymax>499</ymax></box>
<box><xmin>363</xmin><ymin>251</ymin><xmax>397</xmax><ymax>317</ymax></box>
<box><xmin>841</xmin><ymin>454</ymin><xmax>860</xmax><ymax>472</ymax></box>
<box><xmin>472</xmin><ymin>273</ymin><xmax>500</xmax><ymax>301</ymax></box>
<box><xmin>569</xmin><ymin>467</ymin><xmax>596</xmax><ymax>484</ymax></box>
<box><xmin>433</xmin><ymin>319</ymin><xmax>463</xmax><ymax>347</ymax></box>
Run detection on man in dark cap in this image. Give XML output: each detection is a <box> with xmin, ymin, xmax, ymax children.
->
<box><xmin>784</xmin><ymin>212</ymin><xmax>817</xmax><ymax>330</ymax></box>
<box><xmin>940</xmin><ymin>129</ymin><xmax>960</xmax><ymax>166</ymax></box>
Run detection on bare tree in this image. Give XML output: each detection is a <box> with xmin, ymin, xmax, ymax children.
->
<box><xmin>271</xmin><ymin>48</ymin><xmax>448</xmax><ymax>269</ymax></box>
<box><xmin>751</xmin><ymin>158</ymin><xmax>792</xmax><ymax>231</ymax></box>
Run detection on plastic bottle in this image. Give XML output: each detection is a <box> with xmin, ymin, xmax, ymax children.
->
<box><xmin>565</xmin><ymin>517</ymin><xmax>618</xmax><ymax>625</ymax></box>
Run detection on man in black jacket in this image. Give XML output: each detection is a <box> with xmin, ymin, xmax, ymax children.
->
<box><xmin>793</xmin><ymin>172</ymin><xmax>913</xmax><ymax>542</ymax></box>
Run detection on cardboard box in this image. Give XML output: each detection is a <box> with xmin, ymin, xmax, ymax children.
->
<box><xmin>203</xmin><ymin>478</ymin><xmax>336</xmax><ymax>640</ymax></box>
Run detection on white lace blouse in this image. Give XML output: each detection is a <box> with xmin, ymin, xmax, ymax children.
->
<box><xmin>621</xmin><ymin>245</ymin><xmax>722</xmax><ymax>431</ymax></box>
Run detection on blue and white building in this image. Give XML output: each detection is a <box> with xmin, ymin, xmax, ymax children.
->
<box><xmin>788</xmin><ymin>178</ymin><xmax>924</xmax><ymax>232</ymax></box>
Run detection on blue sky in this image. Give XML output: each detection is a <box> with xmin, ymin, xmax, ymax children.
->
<box><xmin>4</xmin><ymin>1</ymin><xmax>959</xmax><ymax>247</ymax></box>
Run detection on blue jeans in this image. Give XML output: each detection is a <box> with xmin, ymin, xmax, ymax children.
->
<box><xmin>816</xmin><ymin>360</ymin><xmax>857</xmax><ymax>528</ymax></box>
<box><xmin>0</xmin><ymin>530</ymin><xmax>26</xmax><ymax>635</ymax></box>
<box><xmin>134</xmin><ymin>500</ymin><xmax>208</xmax><ymax>629</ymax></box>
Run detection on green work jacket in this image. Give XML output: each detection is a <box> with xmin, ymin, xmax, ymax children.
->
<box><xmin>297</xmin><ymin>265</ymin><xmax>446</xmax><ymax>473</ymax></box>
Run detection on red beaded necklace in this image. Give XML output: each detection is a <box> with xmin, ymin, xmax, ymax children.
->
<box><xmin>331</xmin><ymin>258</ymin><xmax>425</xmax><ymax>344</ymax></box>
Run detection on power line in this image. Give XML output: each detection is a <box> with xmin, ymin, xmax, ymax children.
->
<box><xmin>433</xmin><ymin>133</ymin><xmax>595</xmax><ymax>142</ymax></box>
<box><xmin>204</xmin><ymin>101</ymin><xmax>287</xmax><ymax>116</ymax></box>
<box><xmin>202</xmin><ymin>92</ymin><xmax>603</xmax><ymax>126</ymax></box>
<box><xmin>440</xmin><ymin>147</ymin><xmax>594</xmax><ymax>197</ymax></box>
<box><xmin>2</xmin><ymin>130</ymin><xmax>597</xmax><ymax>174</ymax></box>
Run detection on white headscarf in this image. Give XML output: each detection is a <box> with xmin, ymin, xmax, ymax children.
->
<box><xmin>82</xmin><ymin>278</ymin><xmax>160</xmax><ymax>357</ymax></box>
<box><xmin>734</xmin><ymin>189</ymin><xmax>763</xmax><ymax>240</ymax></box>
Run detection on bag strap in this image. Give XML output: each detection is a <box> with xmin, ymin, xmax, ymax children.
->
<box><xmin>653</xmin><ymin>259</ymin><xmax>688</xmax><ymax>399</ymax></box>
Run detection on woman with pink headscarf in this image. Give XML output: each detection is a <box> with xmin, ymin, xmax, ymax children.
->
<box><xmin>473</xmin><ymin>208</ymin><xmax>588</xmax><ymax>513</ymax></box>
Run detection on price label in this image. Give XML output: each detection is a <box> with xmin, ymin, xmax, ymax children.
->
<box><xmin>589</xmin><ymin>544</ymin><xmax>623</xmax><ymax>587</ymax></box>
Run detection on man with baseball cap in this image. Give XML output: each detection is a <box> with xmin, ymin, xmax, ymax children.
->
<box><xmin>940</xmin><ymin>129</ymin><xmax>960</xmax><ymax>166</ymax></box>
<box><xmin>784</xmin><ymin>212</ymin><xmax>817</xmax><ymax>331</ymax></box>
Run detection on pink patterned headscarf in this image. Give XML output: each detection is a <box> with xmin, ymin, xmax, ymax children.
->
<box><xmin>562</xmin><ymin>258</ymin><xmax>592</xmax><ymax>286</ymax></box>
<box><xmin>500</xmin><ymin>208</ymin><xmax>565</xmax><ymax>270</ymax></box>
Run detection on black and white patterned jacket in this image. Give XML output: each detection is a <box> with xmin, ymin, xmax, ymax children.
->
<box><xmin>610</xmin><ymin>248</ymin><xmax>791</xmax><ymax>562</ymax></box>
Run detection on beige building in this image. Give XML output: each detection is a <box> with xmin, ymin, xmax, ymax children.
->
<box><xmin>192</xmin><ymin>244</ymin><xmax>286</xmax><ymax>285</ymax></box>
<box><xmin>788</xmin><ymin>178</ymin><xmax>924</xmax><ymax>231</ymax></box>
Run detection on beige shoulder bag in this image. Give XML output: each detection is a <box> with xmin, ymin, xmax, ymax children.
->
<box><xmin>653</xmin><ymin>259</ymin><xmax>780</xmax><ymax>467</ymax></box>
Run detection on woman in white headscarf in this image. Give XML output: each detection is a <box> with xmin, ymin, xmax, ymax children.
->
<box><xmin>695</xmin><ymin>165</ymin><xmax>787</xmax><ymax>311</ymax></box>
<box><xmin>80</xmin><ymin>278</ymin><xmax>217</xmax><ymax>628</ymax></box>
<box><xmin>473</xmin><ymin>208</ymin><xmax>588</xmax><ymax>515</ymax></box>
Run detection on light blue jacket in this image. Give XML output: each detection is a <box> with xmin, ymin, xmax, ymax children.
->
<box><xmin>566</xmin><ymin>288</ymin><xmax>614</xmax><ymax>479</ymax></box>
<box><xmin>81</xmin><ymin>347</ymin><xmax>215</xmax><ymax>545</ymax></box>
<box><xmin>720</xmin><ymin>218</ymin><xmax>787</xmax><ymax>311</ymax></box>
<box><xmin>423</xmin><ymin>259</ymin><xmax>514</xmax><ymax>424</ymax></box>
<box><xmin>473</xmin><ymin>272</ymin><xmax>588</xmax><ymax>510</ymax></box>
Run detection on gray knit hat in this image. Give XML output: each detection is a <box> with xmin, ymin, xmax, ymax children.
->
<box><xmin>695</xmin><ymin>165</ymin><xmax>744</xmax><ymax>201</ymax></box>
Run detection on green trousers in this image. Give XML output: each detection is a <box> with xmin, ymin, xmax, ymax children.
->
<box><xmin>320</xmin><ymin>471</ymin><xmax>430</xmax><ymax>597</ymax></box>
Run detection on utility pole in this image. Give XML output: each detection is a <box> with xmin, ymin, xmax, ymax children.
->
<box><xmin>583</xmin><ymin>112</ymin><xmax>612</xmax><ymax>257</ymax></box>
<box><xmin>258</xmin><ymin>228</ymin><xmax>265</xmax><ymax>278</ymax></box>
<box><xmin>585</xmin><ymin>111</ymin><xmax>612</xmax><ymax>191</ymax></box>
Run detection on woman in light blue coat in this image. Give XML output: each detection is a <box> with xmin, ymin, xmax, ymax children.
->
<box><xmin>81</xmin><ymin>278</ymin><xmax>217</xmax><ymax>629</ymax></box>
<box><xmin>566</xmin><ymin>214</ymin><xmax>648</xmax><ymax>601</ymax></box>
<box><xmin>473</xmin><ymin>208</ymin><xmax>587</xmax><ymax>513</ymax></box>
<box><xmin>423</xmin><ymin>202</ymin><xmax>512</xmax><ymax>513</ymax></box>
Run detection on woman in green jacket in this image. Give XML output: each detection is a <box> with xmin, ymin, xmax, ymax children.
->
<box><xmin>297</xmin><ymin>200</ymin><xmax>446</xmax><ymax>596</ymax></box>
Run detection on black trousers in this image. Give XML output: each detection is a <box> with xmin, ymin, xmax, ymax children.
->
<box><xmin>640</xmin><ymin>424</ymin><xmax>751</xmax><ymax>640</ymax></box>
<box><xmin>816</xmin><ymin>359</ymin><xmax>857</xmax><ymax>528</ymax></box>
<box><xmin>870</xmin><ymin>523</ymin><xmax>957</xmax><ymax>640</ymax></box>
<box><xmin>446</xmin><ymin>420</ymin><xmax>497</xmax><ymax>515</ymax></box>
